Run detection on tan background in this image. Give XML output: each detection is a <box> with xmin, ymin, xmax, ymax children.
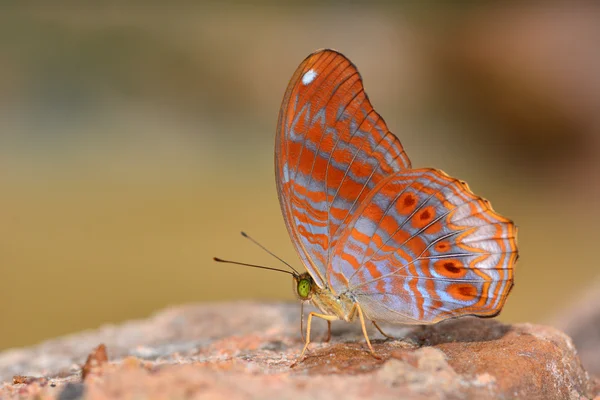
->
<box><xmin>2</xmin><ymin>2</ymin><xmax>600</xmax><ymax>351</ymax></box>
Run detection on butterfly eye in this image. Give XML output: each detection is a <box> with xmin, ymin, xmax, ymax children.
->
<box><xmin>296</xmin><ymin>279</ymin><xmax>312</xmax><ymax>299</ymax></box>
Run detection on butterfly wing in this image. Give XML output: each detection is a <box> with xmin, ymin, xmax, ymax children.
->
<box><xmin>330</xmin><ymin>168</ymin><xmax>518</xmax><ymax>323</ymax></box>
<box><xmin>276</xmin><ymin>49</ymin><xmax>411</xmax><ymax>287</ymax></box>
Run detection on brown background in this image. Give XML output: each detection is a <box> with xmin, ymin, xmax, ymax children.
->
<box><xmin>1</xmin><ymin>2</ymin><xmax>599</xmax><ymax>351</ymax></box>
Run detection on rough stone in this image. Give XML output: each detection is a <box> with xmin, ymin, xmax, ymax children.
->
<box><xmin>555</xmin><ymin>279</ymin><xmax>600</xmax><ymax>378</ymax></box>
<box><xmin>0</xmin><ymin>302</ymin><xmax>596</xmax><ymax>399</ymax></box>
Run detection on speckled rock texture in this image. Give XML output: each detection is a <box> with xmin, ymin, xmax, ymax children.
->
<box><xmin>0</xmin><ymin>302</ymin><xmax>597</xmax><ymax>399</ymax></box>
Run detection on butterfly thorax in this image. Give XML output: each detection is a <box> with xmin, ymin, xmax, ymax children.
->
<box><xmin>293</xmin><ymin>272</ymin><xmax>356</xmax><ymax>322</ymax></box>
<box><xmin>312</xmin><ymin>287</ymin><xmax>357</xmax><ymax>322</ymax></box>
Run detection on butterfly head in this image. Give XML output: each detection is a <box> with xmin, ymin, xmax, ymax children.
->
<box><xmin>293</xmin><ymin>272</ymin><xmax>314</xmax><ymax>301</ymax></box>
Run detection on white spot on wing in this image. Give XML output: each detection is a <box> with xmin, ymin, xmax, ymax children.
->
<box><xmin>302</xmin><ymin>69</ymin><xmax>317</xmax><ymax>85</ymax></box>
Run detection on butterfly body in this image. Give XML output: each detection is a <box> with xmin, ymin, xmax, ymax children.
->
<box><xmin>277</xmin><ymin>49</ymin><xmax>518</xmax><ymax>360</ymax></box>
<box><xmin>293</xmin><ymin>272</ymin><xmax>356</xmax><ymax>322</ymax></box>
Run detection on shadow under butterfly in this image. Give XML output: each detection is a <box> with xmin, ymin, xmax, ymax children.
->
<box><xmin>215</xmin><ymin>49</ymin><xmax>518</xmax><ymax>366</ymax></box>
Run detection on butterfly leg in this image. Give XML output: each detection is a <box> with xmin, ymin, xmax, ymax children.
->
<box><xmin>299</xmin><ymin>302</ymin><xmax>305</xmax><ymax>342</ymax></box>
<box><xmin>291</xmin><ymin>312</ymin><xmax>337</xmax><ymax>367</ymax></box>
<box><xmin>372</xmin><ymin>321</ymin><xmax>396</xmax><ymax>340</ymax></box>
<box><xmin>299</xmin><ymin>303</ymin><xmax>330</xmax><ymax>343</ymax></box>
<box><xmin>355</xmin><ymin>304</ymin><xmax>381</xmax><ymax>360</ymax></box>
<box><xmin>322</xmin><ymin>320</ymin><xmax>332</xmax><ymax>343</ymax></box>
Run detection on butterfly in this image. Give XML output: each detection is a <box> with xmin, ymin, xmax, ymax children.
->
<box><xmin>275</xmin><ymin>49</ymin><xmax>518</xmax><ymax>361</ymax></box>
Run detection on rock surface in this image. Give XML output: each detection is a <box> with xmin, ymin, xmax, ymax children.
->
<box><xmin>0</xmin><ymin>302</ymin><xmax>597</xmax><ymax>399</ymax></box>
<box><xmin>555</xmin><ymin>279</ymin><xmax>600</xmax><ymax>378</ymax></box>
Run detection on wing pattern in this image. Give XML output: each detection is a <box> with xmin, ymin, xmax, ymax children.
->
<box><xmin>275</xmin><ymin>50</ymin><xmax>411</xmax><ymax>287</ymax></box>
<box><xmin>276</xmin><ymin>49</ymin><xmax>518</xmax><ymax>322</ymax></box>
<box><xmin>329</xmin><ymin>168</ymin><xmax>517</xmax><ymax>323</ymax></box>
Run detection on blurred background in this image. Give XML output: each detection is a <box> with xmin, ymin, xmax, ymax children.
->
<box><xmin>1</xmin><ymin>2</ymin><xmax>600</xmax><ymax>353</ymax></box>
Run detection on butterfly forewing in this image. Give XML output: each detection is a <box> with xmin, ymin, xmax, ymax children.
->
<box><xmin>276</xmin><ymin>49</ymin><xmax>411</xmax><ymax>287</ymax></box>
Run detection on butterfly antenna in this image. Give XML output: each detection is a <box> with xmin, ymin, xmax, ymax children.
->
<box><xmin>213</xmin><ymin>257</ymin><xmax>296</xmax><ymax>277</ymax></box>
<box><xmin>240</xmin><ymin>231</ymin><xmax>300</xmax><ymax>275</ymax></box>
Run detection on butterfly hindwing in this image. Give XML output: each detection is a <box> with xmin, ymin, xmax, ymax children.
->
<box><xmin>329</xmin><ymin>168</ymin><xmax>517</xmax><ymax>323</ymax></box>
